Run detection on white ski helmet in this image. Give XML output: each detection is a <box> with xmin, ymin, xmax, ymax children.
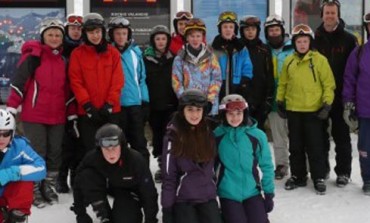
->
<box><xmin>0</xmin><ymin>109</ymin><xmax>16</xmax><ymax>140</ymax></box>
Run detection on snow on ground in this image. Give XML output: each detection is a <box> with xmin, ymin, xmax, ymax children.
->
<box><xmin>29</xmin><ymin>134</ymin><xmax>370</xmax><ymax>223</ymax></box>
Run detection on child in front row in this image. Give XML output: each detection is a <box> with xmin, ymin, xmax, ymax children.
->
<box><xmin>214</xmin><ymin>94</ymin><xmax>275</xmax><ymax>223</ymax></box>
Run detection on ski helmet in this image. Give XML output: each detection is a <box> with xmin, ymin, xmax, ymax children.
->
<box><xmin>291</xmin><ymin>24</ymin><xmax>314</xmax><ymax>51</ymax></box>
<box><xmin>264</xmin><ymin>14</ymin><xmax>285</xmax><ymax>40</ymax></box>
<box><xmin>40</xmin><ymin>18</ymin><xmax>64</xmax><ymax>38</ymax></box>
<box><xmin>150</xmin><ymin>25</ymin><xmax>171</xmax><ymax>49</ymax></box>
<box><xmin>320</xmin><ymin>0</ymin><xmax>341</xmax><ymax>18</ymax></box>
<box><xmin>65</xmin><ymin>14</ymin><xmax>83</xmax><ymax>27</ymax></box>
<box><xmin>239</xmin><ymin>15</ymin><xmax>261</xmax><ymax>38</ymax></box>
<box><xmin>0</xmin><ymin>109</ymin><xmax>16</xmax><ymax>141</ymax></box>
<box><xmin>173</xmin><ymin>10</ymin><xmax>193</xmax><ymax>35</ymax></box>
<box><xmin>184</xmin><ymin>18</ymin><xmax>207</xmax><ymax>37</ymax></box>
<box><xmin>108</xmin><ymin>16</ymin><xmax>132</xmax><ymax>42</ymax></box>
<box><xmin>95</xmin><ymin>123</ymin><xmax>126</xmax><ymax>148</ymax></box>
<box><xmin>178</xmin><ymin>89</ymin><xmax>208</xmax><ymax>111</ymax></box>
<box><xmin>217</xmin><ymin>11</ymin><xmax>238</xmax><ymax>35</ymax></box>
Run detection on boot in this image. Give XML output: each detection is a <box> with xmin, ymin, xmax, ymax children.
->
<box><xmin>7</xmin><ymin>210</ymin><xmax>27</xmax><ymax>223</ymax></box>
<box><xmin>314</xmin><ymin>178</ymin><xmax>326</xmax><ymax>195</ymax></box>
<box><xmin>70</xmin><ymin>169</ymin><xmax>76</xmax><ymax>189</ymax></box>
<box><xmin>363</xmin><ymin>181</ymin><xmax>370</xmax><ymax>196</ymax></box>
<box><xmin>284</xmin><ymin>176</ymin><xmax>307</xmax><ymax>190</ymax></box>
<box><xmin>56</xmin><ymin>169</ymin><xmax>70</xmax><ymax>193</ymax></box>
<box><xmin>91</xmin><ymin>200</ymin><xmax>111</xmax><ymax>223</ymax></box>
<box><xmin>41</xmin><ymin>172</ymin><xmax>59</xmax><ymax>204</ymax></box>
<box><xmin>33</xmin><ymin>182</ymin><xmax>47</xmax><ymax>208</ymax></box>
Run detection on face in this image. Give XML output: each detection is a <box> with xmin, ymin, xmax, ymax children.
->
<box><xmin>101</xmin><ymin>145</ymin><xmax>121</xmax><ymax>164</ymax></box>
<box><xmin>68</xmin><ymin>25</ymin><xmax>82</xmax><ymax>41</ymax></box>
<box><xmin>177</xmin><ymin>20</ymin><xmax>188</xmax><ymax>36</ymax></box>
<box><xmin>183</xmin><ymin>105</ymin><xmax>203</xmax><ymax>125</ymax></box>
<box><xmin>113</xmin><ymin>28</ymin><xmax>129</xmax><ymax>47</ymax></box>
<box><xmin>0</xmin><ymin>130</ymin><xmax>12</xmax><ymax>151</ymax></box>
<box><xmin>221</xmin><ymin>22</ymin><xmax>235</xmax><ymax>40</ymax></box>
<box><xmin>322</xmin><ymin>5</ymin><xmax>339</xmax><ymax>27</ymax></box>
<box><xmin>243</xmin><ymin>26</ymin><xmax>258</xmax><ymax>40</ymax></box>
<box><xmin>267</xmin><ymin>25</ymin><xmax>282</xmax><ymax>38</ymax></box>
<box><xmin>154</xmin><ymin>33</ymin><xmax>168</xmax><ymax>52</ymax></box>
<box><xmin>86</xmin><ymin>28</ymin><xmax>103</xmax><ymax>45</ymax></box>
<box><xmin>295</xmin><ymin>36</ymin><xmax>311</xmax><ymax>54</ymax></box>
<box><xmin>226</xmin><ymin>110</ymin><xmax>244</xmax><ymax>127</ymax></box>
<box><xmin>186</xmin><ymin>30</ymin><xmax>204</xmax><ymax>49</ymax></box>
<box><xmin>43</xmin><ymin>28</ymin><xmax>63</xmax><ymax>49</ymax></box>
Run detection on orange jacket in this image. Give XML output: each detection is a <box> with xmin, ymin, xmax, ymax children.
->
<box><xmin>68</xmin><ymin>44</ymin><xmax>124</xmax><ymax>115</ymax></box>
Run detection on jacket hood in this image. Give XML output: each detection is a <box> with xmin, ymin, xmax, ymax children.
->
<box><xmin>21</xmin><ymin>40</ymin><xmax>43</xmax><ymax>57</ymax></box>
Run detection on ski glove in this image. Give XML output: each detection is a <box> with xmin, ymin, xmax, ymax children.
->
<box><xmin>67</xmin><ymin>118</ymin><xmax>80</xmax><ymax>138</ymax></box>
<box><xmin>316</xmin><ymin>103</ymin><xmax>331</xmax><ymax>120</ymax></box>
<box><xmin>264</xmin><ymin>193</ymin><xmax>274</xmax><ymax>213</ymax></box>
<box><xmin>343</xmin><ymin>102</ymin><xmax>358</xmax><ymax>132</ymax></box>
<box><xmin>91</xmin><ymin>200</ymin><xmax>111</xmax><ymax>223</ymax></box>
<box><xmin>99</xmin><ymin>103</ymin><xmax>113</xmax><ymax>120</ymax></box>
<box><xmin>83</xmin><ymin>102</ymin><xmax>103</xmax><ymax>124</ymax></box>
<box><xmin>162</xmin><ymin>208</ymin><xmax>174</xmax><ymax>223</ymax></box>
<box><xmin>264</xmin><ymin>97</ymin><xmax>274</xmax><ymax>116</ymax></box>
<box><xmin>0</xmin><ymin>166</ymin><xmax>21</xmax><ymax>186</ymax></box>
<box><xmin>276</xmin><ymin>101</ymin><xmax>287</xmax><ymax>119</ymax></box>
<box><xmin>76</xmin><ymin>213</ymin><xmax>93</xmax><ymax>223</ymax></box>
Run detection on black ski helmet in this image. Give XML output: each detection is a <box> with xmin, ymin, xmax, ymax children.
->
<box><xmin>95</xmin><ymin>123</ymin><xmax>126</xmax><ymax>148</ymax></box>
<box><xmin>178</xmin><ymin>89</ymin><xmax>208</xmax><ymax>111</ymax></box>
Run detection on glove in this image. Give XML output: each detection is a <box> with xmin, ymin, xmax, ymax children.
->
<box><xmin>343</xmin><ymin>102</ymin><xmax>358</xmax><ymax>132</ymax></box>
<box><xmin>238</xmin><ymin>77</ymin><xmax>251</xmax><ymax>98</ymax></box>
<box><xmin>141</xmin><ymin>101</ymin><xmax>150</xmax><ymax>122</ymax></box>
<box><xmin>162</xmin><ymin>208</ymin><xmax>174</xmax><ymax>223</ymax></box>
<box><xmin>83</xmin><ymin>102</ymin><xmax>103</xmax><ymax>124</ymax></box>
<box><xmin>276</xmin><ymin>101</ymin><xmax>287</xmax><ymax>119</ymax></box>
<box><xmin>76</xmin><ymin>213</ymin><xmax>93</xmax><ymax>223</ymax></box>
<box><xmin>0</xmin><ymin>166</ymin><xmax>21</xmax><ymax>186</ymax></box>
<box><xmin>316</xmin><ymin>103</ymin><xmax>331</xmax><ymax>120</ymax></box>
<box><xmin>264</xmin><ymin>193</ymin><xmax>274</xmax><ymax>213</ymax></box>
<box><xmin>91</xmin><ymin>200</ymin><xmax>111</xmax><ymax>223</ymax></box>
<box><xmin>264</xmin><ymin>97</ymin><xmax>273</xmax><ymax>116</ymax></box>
<box><xmin>67</xmin><ymin>118</ymin><xmax>80</xmax><ymax>138</ymax></box>
<box><xmin>99</xmin><ymin>103</ymin><xmax>113</xmax><ymax>121</ymax></box>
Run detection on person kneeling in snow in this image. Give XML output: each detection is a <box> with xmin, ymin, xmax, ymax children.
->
<box><xmin>71</xmin><ymin>124</ymin><xmax>158</xmax><ymax>223</ymax></box>
<box><xmin>0</xmin><ymin>109</ymin><xmax>46</xmax><ymax>223</ymax></box>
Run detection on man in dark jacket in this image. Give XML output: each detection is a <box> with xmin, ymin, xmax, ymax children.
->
<box><xmin>314</xmin><ymin>0</ymin><xmax>357</xmax><ymax>187</ymax></box>
<box><xmin>71</xmin><ymin>124</ymin><xmax>158</xmax><ymax>223</ymax></box>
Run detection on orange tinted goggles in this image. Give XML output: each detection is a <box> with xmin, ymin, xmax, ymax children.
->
<box><xmin>186</xmin><ymin>18</ymin><xmax>206</xmax><ymax>27</ymax></box>
<box><xmin>219</xmin><ymin>101</ymin><xmax>248</xmax><ymax>111</ymax></box>
<box><xmin>67</xmin><ymin>15</ymin><xmax>83</xmax><ymax>25</ymax></box>
<box><xmin>292</xmin><ymin>24</ymin><xmax>312</xmax><ymax>36</ymax></box>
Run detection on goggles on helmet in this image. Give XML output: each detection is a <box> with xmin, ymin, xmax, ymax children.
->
<box><xmin>180</xmin><ymin>95</ymin><xmax>207</xmax><ymax>107</ymax></box>
<box><xmin>265</xmin><ymin>15</ymin><xmax>285</xmax><ymax>27</ymax></box>
<box><xmin>184</xmin><ymin>18</ymin><xmax>206</xmax><ymax>34</ymax></box>
<box><xmin>292</xmin><ymin>24</ymin><xmax>313</xmax><ymax>37</ymax></box>
<box><xmin>109</xmin><ymin>17</ymin><xmax>130</xmax><ymax>28</ymax></box>
<box><xmin>219</xmin><ymin>101</ymin><xmax>248</xmax><ymax>111</ymax></box>
<box><xmin>98</xmin><ymin>136</ymin><xmax>120</xmax><ymax>148</ymax></box>
<box><xmin>240</xmin><ymin>15</ymin><xmax>261</xmax><ymax>27</ymax></box>
<box><xmin>67</xmin><ymin>15</ymin><xmax>83</xmax><ymax>26</ymax></box>
<box><xmin>321</xmin><ymin>0</ymin><xmax>341</xmax><ymax>8</ymax></box>
<box><xmin>364</xmin><ymin>13</ymin><xmax>370</xmax><ymax>23</ymax></box>
<box><xmin>175</xmin><ymin>11</ymin><xmax>193</xmax><ymax>20</ymax></box>
<box><xmin>218</xmin><ymin>11</ymin><xmax>238</xmax><ymax>25</ymax></box>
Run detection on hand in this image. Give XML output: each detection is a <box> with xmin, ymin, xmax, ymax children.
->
<box><xmin>67</xmin><ymin>118</ymin><xmax>80</xmax><ymax>138</ymax></box>
<box><xmin>264</xmin><ymin>193</ymin><xmax>274</xmax><ymax>213</ymax></box>
<box><xmin>83</xmin><ymin>102</ymin><xmax>103</xmax><ymax>124</ymax></box>
<box><xmin>76</xmin><ymin>213</ymin><xmax>93</xmax><ymax>223</ymax></box>
<box><xmin>162</xmin><ymin>208</ymin><xmax>174</xmax><ymax>223</ymax></box>
<box><xmin>99</xmin><ymin>103</ymin><xmax>113</xmax><ymax>120</ymax></box>
<box><xmin>91</xmin><ymin>200</ymin><xmax>111</xmax><ymax>223</ymax></box>
<box><xmin>0</xmin><ymin>166</ymin><xmax>21</xmax><ymax>186</ymax></box>
<box><xmin>316</xmin><ymin>103</ymin><xmax>331</xmax><ymax>120</ymax></box>
<box><xmin>276</xmin><ymin>101</ymin><xmax>287</xmax><ymax>119</ymax></box>
<box><xmin>238</xmin><ymin>77</ymin><xmax>251</xmax><ymax>98</ymax></box>
<box><xmin>343</xmin><ymin>102</ymin><xmax>358</xmax><ymax>132</ymax></box>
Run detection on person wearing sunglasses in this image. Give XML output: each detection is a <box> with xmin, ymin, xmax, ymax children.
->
<box><xmin>161</xmin><ymin>89</ymin><xmax>222</xmax><ymax>223</ymax></box>
<box><xmin>68</xmin><ymin>13</ymin><xmax>124</xmax><ymax>164</ymax></box>
<box><xmin>263</xmin><ymin>14</ymin><xmax>294</xmax><ymax>181</ymax></box>
<box><xmin>343</xmin><ymin>12</ymin><xmax>370</xmax><ymax>195</ymax></box>
<box><xmin>169</xmin><ymin>10</ymin><xmax>193</xmax><ymax>55</ymax></box>
<box><xmin>6</xmin><ymin>17</ymin><xmax>74</xmax><ymax>208</ymax></box>
<box><xmin>0</xmin><ymin>109</ymin><xmax>46</xmax><ymax>223</ymax></box>
<box><xmin>214</xmin><ymin>94</ymin><xmax>274</xmax><ymax>223</ymax></box>
<box><xmin>172</xmin><ymin>18</ymin><xmax>222</xmax><ymax>117</ymax></box>
<box><xmin>55</xmin><ymin>13</ymin><xmax>84</xmax><ymax>195</ymax></box>
<box><xmin>71</xmin><ymin>123</ymin><xmax>158</xmax><ymax>223</ymax></box>
<box><xmin>239</xmin><ymin>15</ymin><xmax>274</xmax><ymax>132</ymax></box>
<box><xmin>144</xmin><ymin>25</ymin><xmax>178</xmax><ymax>183</ymax></box>
<box><xmin>314</xmin><ymin>0</ymin><xmax>358</xmax><ymax>188</ymax></box>
<box><xmin>277</xmin><ymin>24</ymin><xmax>336</xmax><ymax>195</ymax></box>
<box><xmin>211</xmin><ymin>11</ymin><xmax>253</xmax><ymax>107</ymax></box>
<box><xmin>107</xmin><ymin>16</ymin><xmax>150</xmax><ymax>164</ymax></box>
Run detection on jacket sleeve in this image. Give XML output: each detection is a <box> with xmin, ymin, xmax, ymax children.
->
<box><xmin>138</xmin><ymin>51</ymin><xmax>150</xmax><ymax>103</ymax></box>
<box><xmin>68</xmin><ymin>50</ymin><xmax>91</xmax><ymax>106</ymax></box>
<box><xmin>319</xmin><ymin>57</ymin><xmax>336</xmax><ymax>105</ymax></box>
<box><xmin>256</xmin><ymin>132</ymin><xmax>275</xmax><ymax>194</ymax></box>
<box><xmin>7</xmin><ymin>56</ymin><xmax>40</xmax><ymax>113</ymax></box>
<box><xmin>16</xmin><ymin>138</ymin><xmax>46</xmax><ymax>182</ymax></box>
<box><xmin>207</xmin><ymin>54</ymin><xmax>222</xmax><ymax>103</ymax></box>
<box><xmin>342</xmin><ymin>46</ymin><xmax>359</xmax><ymax>103</ymax></box>
<box><xmin>135</xmin><ymin>155</ymin><xmax>158</xmax><ymax>223</ymax></box>
<box><xmin>161</xmin><ymin>134</ymin><xmax>178</xmax><ymax>209</ymax></box>
<box><xmin>106</xmin><ymin>48</ymin><xmax>124</xmax><ymax>107</ymax></box>
<box><xmin>171</xmin><ymin>56</ymin><xmax>185</xmax><ymax>98</ymax></box>
<box><xmin>276</xmin><ymin>58</ymin><xmax>289</xmax><ymax>102</ymax></box>
<box><xmin>240</xmin><ymin>48</ymin><xmax>253</xmax><ymax>79</ymax></box>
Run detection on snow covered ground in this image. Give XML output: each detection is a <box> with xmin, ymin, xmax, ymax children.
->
<box><xmin>29</xmin><ymin>133</ymin><xmax>370</xmax><ymax>223</ymax></box>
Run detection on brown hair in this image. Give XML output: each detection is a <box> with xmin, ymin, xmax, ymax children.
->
<box><xmin>171</xmin><ymin>112</ymin><xmax>215</xmax><ymax>163</ymax></box>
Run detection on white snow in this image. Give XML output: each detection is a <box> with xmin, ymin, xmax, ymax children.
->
<box><xmin>29</xmin><ymin>133</ymin><xmax>370</xmax><ymax>223</ymax></box>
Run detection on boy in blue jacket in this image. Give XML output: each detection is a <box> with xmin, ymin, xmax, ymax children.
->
<box><xmin>214</xmin><ymin>94</ymin><xmax>274</xmax><ymax>223</ymax></box>
<box><xmin>0</xmin><ymin>109</ymin><xmax>46</xmax><ymax>222</ymax></box>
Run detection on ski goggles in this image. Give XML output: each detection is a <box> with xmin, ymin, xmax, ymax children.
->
<box><xmin>0</xmin><ymin>130</ymin><xmax>12</xmax><ymax>138</ymax></box>
<box><xmin>218</xmin><ymin>11</ymin><xmax>238</xmax><ymax>24</ymax></box>
<box><xmin>292</xmin><ymin>24</ymin><xmax>313</xmax><ymax>36</ymax></box>
<box><xmin>321</xmin><ymin>0</ymin><xmax>341</xmax><ymax>8</ymax></box>
<box><xmin>184</xmin><ymin>18</ymin><xmax>206</xmax><ymax>33</ymax></box>
<box><xmin>109</xmin><ymin>17</ymin><xmax>130</xmax><ymax>27</ymax></box>
<box><xmin>364</xmin><ymin>13</ymin><xmax>370</xmax><ymax>23</ymax></box>
<box><xmin>180</xmin><ymin>95</ymin><xmax>207</xmax><ymax>107</ymax></box>
<box><xmin>175</xmin><ymin>11</ymin><xmax>193</xmax><ymax>20</ymax></box>
<box><xmin>67</xmin><ymin>15</ymin><xmax>83</xmax><ymax>26</ymax></box>
<box><xmin>98</xmin><ymin>136</ymin><xmax>120</xmax><ymax>148</ymax></box>
<box><xmin>265</xmin><ymin>15</ymin><xmax>284</xmax><ymax>27</ymax></box>
<box><xmin>219</xmin><ymin>101</ymin><xmax>248</xmax><ymax>111</ymax></box>
<box><xmin>240</xmin><ymin>15</ymin><xmax>261</xmax><ymax>26</ymax></box>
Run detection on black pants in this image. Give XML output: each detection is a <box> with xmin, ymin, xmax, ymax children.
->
<box><xmin>287</xmin><ymin>111</ymin><xmax>326</xmax><ymax>180</ymax></box>
<box><xmin>118</xmin><ymin>106</ymin><xmax>149</xmax><ymax>162</ymax></box>
<box><xmin>249</xmin><ymin>104</ymin><xmax>268</xmax><ymax>132</ymax></box>
<box><xmin>59</xmin><ymin>130</ymin><xmax>85</xmax><ymax>177</ymax></box>
<box><xmin>324</xmin><ymin>103</ymin><xmax>352</xmax><ymax>176</ymax></box>
<box><xmin>149</xmin><ymin>108</ymin><xmax>176</xmax><ymax>158</ymax></box>
<box><xmin>173</xmin><ymin>200</ymin><xmax>223</xmax><ymax>223</ymax></box>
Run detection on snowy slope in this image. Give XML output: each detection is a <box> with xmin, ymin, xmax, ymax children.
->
<box><xmin>29</xmin><ymin>134</ymin><xmax>370</xmax><ymax>223</ymax></box>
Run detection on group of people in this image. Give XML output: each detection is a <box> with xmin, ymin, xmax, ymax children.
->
<box><xmin>0</xmin><ymin>0</ymin><xmax>369</xmax><ymax>222</ymax></box>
